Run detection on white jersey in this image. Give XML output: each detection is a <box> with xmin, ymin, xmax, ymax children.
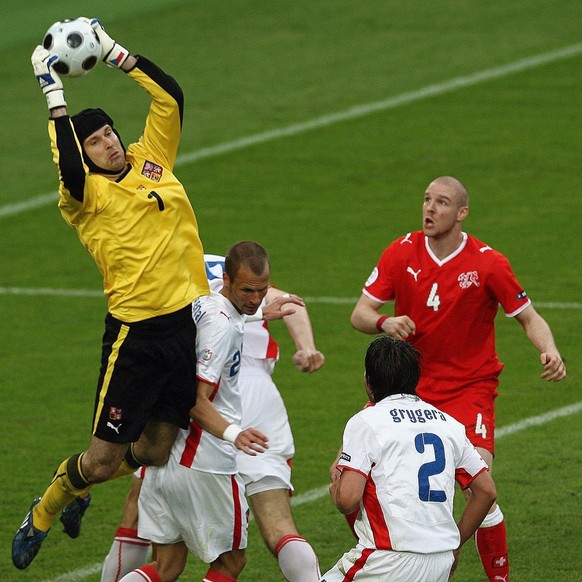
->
<box><xmin>171</xmin><ymin>291</ymin><xmax>244</xmax><ymax>474</ymax></box>
<box><xmin>337</xmin><ymin>394</ymin><xmax>488</xmax><ymax>554</ymax></box>
<box><xmin>203</xmin><ymin>254</ymin><xmax>295</xmax><ymax>484</ymax></box>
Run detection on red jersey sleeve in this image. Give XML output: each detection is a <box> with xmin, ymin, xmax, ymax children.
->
<box><xmin>363</xmin><ymin>236</ymin><xmax>410</xmax><ymax>303</ymax></box>
<box><xmin>483</xmin><ymin>250</ymin><xmax>531</xmax><ymax>317</ymax></box>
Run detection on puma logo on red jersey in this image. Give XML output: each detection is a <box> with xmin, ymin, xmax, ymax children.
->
<box><xmin>406</xmin><ymin>266</ymin><xmax>421</xmax><ymax>281</ymax></box>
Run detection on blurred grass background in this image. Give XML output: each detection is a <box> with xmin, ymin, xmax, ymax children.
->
<box><xmin>1</xmin><ymin>2</ymin><xmax>581</xmax><ymax>580</ymax></box>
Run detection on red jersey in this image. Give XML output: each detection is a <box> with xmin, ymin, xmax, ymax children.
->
<box><xmin>363</xmin><ymin>231</ymin><xmax>531</xmax><ymax>388</ymax></box>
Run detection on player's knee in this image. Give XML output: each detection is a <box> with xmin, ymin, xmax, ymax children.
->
<box><xmin>82</xmin><ymin>459</ymin><xmax>119</xmax><ymax>483</ymax></box>
<box><xmin>212</xmin><ymin>550</ymin><xmax>247</xmax><ymax>578</ymax></box>
<box><xmin>133</xmin><ymin>430</ymin><xmax>176</xmax><ymax>466</ymax></box>
<box><xmin>234</xmin><ymin>552</ymin><xmax>247</xmax><ymax>576</ymax></box>
<box><xmin>137</xmin><ymin>447</ymin><xmax>170</xmax><ymax>467</ymax></box>
<box><xmin>157</xmin><ymin>562</ymin><xmax>184</xmax><ymax>582</ymax></box>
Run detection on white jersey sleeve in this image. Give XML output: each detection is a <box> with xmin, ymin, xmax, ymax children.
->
<box><xmin>171</xmin><ymin>292</ymin><xmax>244</xmax><ymax>474</ymax></box>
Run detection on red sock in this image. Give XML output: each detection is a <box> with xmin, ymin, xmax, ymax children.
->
<box><xmin>203</xmin><ymin>569</ymin><xmax>236</xmax><ymax>582</ymax></box>
<box><xmin>129</xmin><ymin>565</ymin><xmax>162</xmax><ymax>582</ymax></box>
<box><xmin>475</xmin><ymin>521</ymin><xmax>510</xmax><ymax>581</ymax></box>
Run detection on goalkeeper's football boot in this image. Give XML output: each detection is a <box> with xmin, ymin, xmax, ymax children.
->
<box><xmin>60</xmin><ymin>494</ymin><xmax>92</xmax><ymax>539</ymax></box>
<box><xmin>12</xmin><ymin>498</ymin><xmax>48</xmax><ymax>570</ymax></box>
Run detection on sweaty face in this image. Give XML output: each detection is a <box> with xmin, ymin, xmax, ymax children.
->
<box><xmin>83</xmin><ymin>125</ymin><xmax>126</xmax><ymax>173</ymax></box>
<box><xmin>422</xmin><ymin>180</ymin><xmax>467</xmax><ymax>239</ymax></box>
<box><xmin>222</xmin><ymin>266</ymin><xmax>270</xmax><ymax>315</ymax></box>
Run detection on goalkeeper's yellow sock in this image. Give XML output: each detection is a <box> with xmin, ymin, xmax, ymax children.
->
<box><xmin>108</xmin><ymin>443</ymin><xmax>145</xmax><ymax>479</ymax></box>
<box><xmin>109</xmin><ymin>458</ymin><xmax>141</xmax><ymax>480</ymax></box>
<box><xmin>32</xmin><ymin>445</ymin><xmax>143</xmax><ymax>531</ymax></box>
<box><xmin>33</xmin><ymin>453</ymin><xmax>91</xmax><ymax>532</ymax></box>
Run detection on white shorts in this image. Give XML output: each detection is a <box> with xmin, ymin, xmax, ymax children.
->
<box><xmin>237</xmin><ymin>365</ymin><xmax>295</xmax><ymax>491</ymax></box>
<box><xmin>321</xmin><ymin>545</ymin><xmax>454</xmax><ymax>582</ymax></box>
<box><xmin>237</xmin><ymin>452</ymin><xmax>294</xmax><ymax>495</ymax></box>
<box><xmin>138</xmin><ymin>462</ymin><xmax>248</xmax><ymax>563</ymax></box>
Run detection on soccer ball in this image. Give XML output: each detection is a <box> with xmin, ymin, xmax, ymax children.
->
<box><xmin>42</xmin><ymin>18</ymin><xmax>101</xmax><ymax>78</ymax></box>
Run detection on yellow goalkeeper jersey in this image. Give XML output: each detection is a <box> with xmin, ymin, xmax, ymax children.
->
<box><xmin>49</xmin><ymin>57</ymin><xmax>209</xmax><ymax>322</ymax></box>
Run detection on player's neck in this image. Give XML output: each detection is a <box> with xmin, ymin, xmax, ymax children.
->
<box><xmin>426</xmin><ymin>231</ymin><xmax>464</xmax><ymax>260</ymax></box>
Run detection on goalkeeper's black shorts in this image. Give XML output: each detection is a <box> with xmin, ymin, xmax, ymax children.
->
<box><xmin>91</xmin><ymin>304</ymin><xmax>197</xmax><ymax>443</ymax></box>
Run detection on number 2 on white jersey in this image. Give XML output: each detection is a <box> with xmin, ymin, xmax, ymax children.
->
<box><xmin>415</xmin><ymin>432</ymin><xmax>446</xmax><ymax>502</ymax></box>
<box><xmin>426</xmin><ymin>283</ymin><xmax>440</xmax><ymax>311</ymax></box>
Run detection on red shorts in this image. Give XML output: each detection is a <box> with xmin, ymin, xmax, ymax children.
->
<box><xmin>416</xmin><ymin>378</ymin><xmax>497</xmax><ymax>455</ymax></box>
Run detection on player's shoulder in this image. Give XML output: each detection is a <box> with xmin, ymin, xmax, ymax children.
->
<box><xmin>381</xmin><ymin>231</ymin><xmax>424</xmax><ymax>255</ymax></box>
<box><xmin>194</xmin><ymin>291</ymin><xmax>226</xmax><ymax>321</ymax></box>
<box><xmin>196</xmin><ymin>294</ymin><xmax>242</xmax><ymax>346</ymax></box>
<box><xmin>464</xmin><ymin>233</ymin><xmax>511</xmax><ymax>265</ymax></box>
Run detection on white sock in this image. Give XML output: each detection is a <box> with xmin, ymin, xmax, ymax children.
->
<box><xmin>101</xmin><ymin>528</ymin><xmax>151</xmax><ymax>582</ymax></box>
<box><xmin>275</xmin><ymin>535</ymin><xmax>320</xmax><ymax>582</ymax></box>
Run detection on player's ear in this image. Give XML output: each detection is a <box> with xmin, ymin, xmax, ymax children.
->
<box><xmin>457</xmin><ymin>205</ymin><xmax>469</xmax><ymax>222</ymax></box>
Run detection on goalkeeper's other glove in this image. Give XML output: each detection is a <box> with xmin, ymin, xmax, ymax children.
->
<box><xmin>31</xmin><ymin>45</ymin><xmax>66</xmax><ymax>111</ymax></box>
<box><xmin>89</xmin><ymin>18</ymin><xmax>130</xmax><ymax>69</ymax></box>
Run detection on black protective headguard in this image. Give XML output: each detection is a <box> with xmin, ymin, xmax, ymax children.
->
<box><xmin>71</xmin><ymin>108</ymin><xmax>126</xmax><ymax>174</ymax></box>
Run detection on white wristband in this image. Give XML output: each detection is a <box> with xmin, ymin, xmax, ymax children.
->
<box><xmin>46</xmin><ymin>89</ymin><xmax>66</xmax><ymax>111</ymax></box>
<box><xmin>222</xmin><ymin>424</ymin><xmax>242</xmax><ymax>444</ymax></box>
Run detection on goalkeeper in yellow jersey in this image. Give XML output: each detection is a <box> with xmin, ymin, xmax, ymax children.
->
<box><xmin>13</xmin><ymin>19</ymin><xmax>210</xmax><ymax>570</ymax></box>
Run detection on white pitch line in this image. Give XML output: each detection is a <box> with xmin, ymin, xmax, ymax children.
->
<box><xmin>0</xmin><ymin>287</ymin><xmax>104</xmax><ymax>298</ymax></box>
<box><xmin>0</xmin><ymin>287</ymin><xmax>579</xmax><ymax>310</ymax></box>
<box><xmin>42</xmin><ymin>399</ymin><xmax>582</xmax><ymax>582</ymax></box>
<box><xmin>3</xmin><ymin>42</ymin><xmax>582</xmax><ymax>221</ymax></box>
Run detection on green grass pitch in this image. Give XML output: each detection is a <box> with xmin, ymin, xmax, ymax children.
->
<box><xmin>1</xmin><ymin>2</ymin><xmax>581</xmax><ymax>581</ymax></box>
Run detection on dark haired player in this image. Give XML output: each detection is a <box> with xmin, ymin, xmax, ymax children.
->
<box><xmin>324</xmin><ymin>336</ymin><xmax>496</xmax><ymax>582</ymax></box>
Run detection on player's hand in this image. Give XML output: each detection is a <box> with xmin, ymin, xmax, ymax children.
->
<box><xmin>292</xmin><ymin>349</ymin><xmax>325</xmax><ymax>373</ymax></box>
<box><xmin>88</xmin><ymin>18</ymin><xmax>130</xmax><ymax>68</ymax></box>
<box><xmin>234</xmin><ymin>427</ymin><xmax>269</xmax><ymax>456</ymax></box>
<box><xmin>31</xmin><ymin>45</ymin><xmax>66</xmax><ymax>111</ymax></box>
<box><xmin>539</xmin><ymin>351</ymin><xmax>566</xmax><ymax>382</ymax></box>
<box><xmin>381</xmin><ymin>315</ymin><xmax>416</xmax><ymax>339</ymax></box>
<box><xmin>262</xmin><ymin>294</ymin><xmax>305</xmax><ymax>321</ymax></box>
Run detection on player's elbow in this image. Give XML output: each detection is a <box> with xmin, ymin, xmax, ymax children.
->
<box><xmin>471</xmin><ymin>472</ymin><xmax>497</xmax><ymax>507</ymax></box>
<box><xmin>334</xmin><ymin>490</ymin><xmax>362</xmax><ymax>515</ymax></box>
<box><xmin>336</xmin><ymin>497</ymin><xmax>360</xmax><ymax>515</ymax></box>
<box><xmin>484</xmin><ymin>480</ymin><xmax>497</xmax><ymax>506</ymax></box>
<box><xmin>350</xmin><ymin>309</ymin><xmax>365</xmax><ymax>332</ymax></box>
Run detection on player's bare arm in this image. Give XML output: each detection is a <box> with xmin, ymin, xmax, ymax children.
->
<box><xmin>266</xmin><ymin>287</ymin><xmax>325</xmax><ymax>373</ymax></box>
<box><xmin>190</xmin><ymin>380</ymin><xmax>268</xmax><ymax>455</ymax></box>
<box><xmin>457</xmin><ymin>470</ymin><xmax>497</xmax><ymax>547</ymax></box>
<box><xmin>351</xmin><ymin>294</ymin><xmax>416</xmax><ymax>338</ymax></box>
<box><xmin>329</xmin><ymin>468</ymin><xmax>366</xmax><ymax>515</ymax></box>
<box><xmin>515</xmin><ymin>305</ymin><xmax>566</xmax><ymax>382</ymax></box>
<box><xmin>449</xmin><ymin>470</ymin><xmax>497</xmax><ymax>579</ymax></box>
